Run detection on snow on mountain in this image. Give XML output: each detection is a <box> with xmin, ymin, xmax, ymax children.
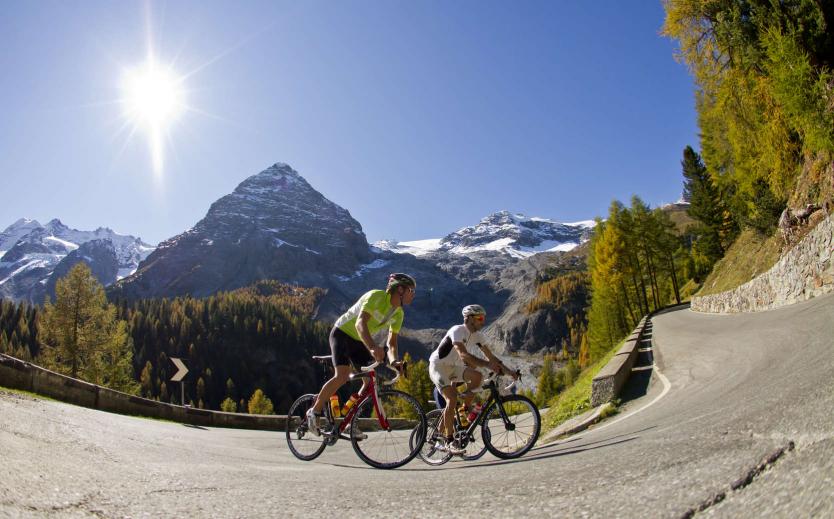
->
<box><xmin>372</xmin><ymin>238</ymin><xmax>443</xmax><ymax>257</ymax></box>
<box><xmin>0</xmin><ymin>218</ymin><xmax>43</xmax><ymax>256</ymax></box>
<box><xmin>373</xmin><ymin>211</ymin><xmax>595</xmax><ymax>259</ymax></box>
<box><xmin>0</xmin><ymin>218</ymin><xmax>155</xmax><ymax>301</ymax></box>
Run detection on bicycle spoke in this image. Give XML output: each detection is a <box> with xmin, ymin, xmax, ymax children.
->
<box><xmin>482</xmin><ymin>395</ymin><xmax>540</xmax><ymax>459</ymax></box>
<box><xmin>350</xmin><ymin>390</ymin><xmax>426</xmax><ymax>469</ymax></box>
<box><xmin>286</xmin><ymin>394</ymin><xmax>328</xmax><ymax>461</ymax></box>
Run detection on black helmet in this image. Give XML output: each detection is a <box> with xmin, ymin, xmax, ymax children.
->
<box><xmin>387</xmin><ymin>273</ymin><xmax>416</xmax><ymax>291</ymax></box>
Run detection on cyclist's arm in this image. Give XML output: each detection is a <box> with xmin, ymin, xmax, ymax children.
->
<box><xmin>454</xmin><ymin>342</ymin><xmax>490</xmax><ymax>369</ymax></box>
<box><xmin>477</xmin><ymin>343</ymin><xmax>517</xmax><ymax>378</ymax></box>
<box><xmin>386</xmin><ymin>332</ymin><xmax>399</xmax><ymax>364</ymax></box>
<box><xmin>356</xmin><ymin>312</ymin><xmax>385</xmax><ymax>361</ymax></box>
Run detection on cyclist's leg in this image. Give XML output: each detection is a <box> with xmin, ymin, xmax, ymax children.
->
<box><xmin>311</xmin><ymin>327</ymin><xmax>357</xmax><ymax>413</ymax></box>
<box><xmin>461</xmin><ymin>367</ymin><xmax>482</xmax><ymax>410</ymax></box>
<box><xmin>311</xmin><ymin>365</ymin><xmax>352</xmax><ymax>413</ymax></box>
<box><xmin>429</xmin><ymin>360</ymin><xmax>458</xmax><ymax>438</ymax></box>
<box><xmin>439</xmin><ymin>386</ymin><xmax>458</xmax><ymax>438</ymax></box>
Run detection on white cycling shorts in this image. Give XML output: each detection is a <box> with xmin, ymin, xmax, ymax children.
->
<box><xmin>429</xmin><ymin>361</ymin><xmax>466</xmax><ymax>389</ymax></box>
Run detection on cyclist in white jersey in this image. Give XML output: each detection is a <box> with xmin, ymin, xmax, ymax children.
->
<box><xmin>429</xmin><ymin>304</ymin><xmax>517</xmax><ymax>453</ymax></box>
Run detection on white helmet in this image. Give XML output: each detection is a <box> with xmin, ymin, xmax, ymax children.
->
<box><xmin>462</xmin><ymin>304</ymin><xmax>486</xmax><ymax>318</ymax></box>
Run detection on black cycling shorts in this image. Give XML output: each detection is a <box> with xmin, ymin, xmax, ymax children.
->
<box><xmin>330</xmin><ymin>327</ymin><xmax>373</xmax><ymax>368</ymax></box>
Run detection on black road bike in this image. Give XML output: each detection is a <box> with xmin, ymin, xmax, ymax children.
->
<box><xmin>415</xmin><ymin>370</ymin><xmax>540</xmax><ymax>465</ymax></box>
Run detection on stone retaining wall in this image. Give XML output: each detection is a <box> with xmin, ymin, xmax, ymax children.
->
<box><xmin>692</xmin><ymin>214</ymin><xmax>834</xmax><ymax>313</ymax></box>
<box><xmin>0</xmin><ymin>353</ymin><xmax>286</xmax><ymax>430</ymax></box>
<box><xmin>590</xmin><ymin>318</ymin><xmax>646</xmax><ymax>407</ymax></box>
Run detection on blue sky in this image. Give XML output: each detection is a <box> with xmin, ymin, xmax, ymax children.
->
<box><xmin>0</xmin><ymin>1</ymin><xmax>697</xmax><ymax>246</ymax></box>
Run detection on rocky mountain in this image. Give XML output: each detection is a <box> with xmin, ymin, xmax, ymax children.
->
<box><xmin>374</xmin><ymin>211</ymin><xmax>594</xmax><ymax>259</ymax></box>
<box><xmin>111</xmin><ymin>163</ymin><xmax>373</xmax><ymax>299</ymax></box>
<box><xmin>0</xmin><ymin>219</ymin><xmax>154</xmax><ymax>303</ymax></box>
<box><xmin>107</xmin><ymin>162</ymin><xmax>594</xmax><ymax>361</ymax></box>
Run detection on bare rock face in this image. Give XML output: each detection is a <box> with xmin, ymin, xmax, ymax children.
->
<box><xmin>106</xmin><ymin>162</ymin><xmax>592</xmax><ymax>359</ymax></box>
<box><xmin>40</xmin><ymin>240</ymin><xmax>120</xmax><ymax>302</ymax></box>
<box><xmin>111</xmin><ymin>163</ymin><xmax>373</xmax><ymax>299</ymax></box>
<box><xmin>0</xmin><ymin>219</ymin><xmax>152</xmax><ymax>303</ymax></box>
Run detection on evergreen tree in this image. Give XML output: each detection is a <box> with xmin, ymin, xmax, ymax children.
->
<box><xmin>140</xmin><ymin>361</ymin><xmax>154</xmax><ymax>398</ymax></box>
<box><xmin>38</xmin><ymin>263</ymin><xmax>137</xmax><ymax>393</ymax></box>
<box><xmin>536</xmin><ymin>354</ymin><xmax>557</xmax><ymax>406</ymax></box>
<box><xmin>681</xmin><ymin>146</ymin><xmax>729</xmax><ymax>263</ymax></box>
<box><xmin>247</xmin><ymin>389</ymin><xmax>274</xmax><ymax>415</ymax></box>
<box><xmin>221</xmin><ymin>398</ymin><xmax>237</xmax><ymax>412</ymax></box>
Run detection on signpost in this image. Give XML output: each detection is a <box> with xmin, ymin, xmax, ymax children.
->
<box><xmin>170</xmin><ymin>357</ymin><xmax>189</xmax><ymax>406</ymax></box>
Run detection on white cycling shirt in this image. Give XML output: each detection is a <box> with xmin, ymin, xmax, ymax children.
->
<box><xmin>429</xmin><ymin>324</ymin><xmax>487</xmax><ymax>369</ymax></box>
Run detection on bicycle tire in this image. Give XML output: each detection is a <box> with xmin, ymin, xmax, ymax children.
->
<box><xmin>350</xmin><ymin>389</ymin><xmax>426</xmax><ymax>469</ymax></box>
<box><xmin>285</xmin><ymin>394</ymin><xmax>327</xmax><ymax>461</ymax></box>
<box><xmin>415</xmin><ymin>409</ymin><xmax>452</xmax><ymax>465</ymax></box>
<box><xmin>460</xmin><ymin>419</ymin><xmax>489</xmax><ymax>461</ymax></box>
<box><xmin>481</xmin><ymin>394</ymin><xmax>540</xmax><ymax>459</ymax></box>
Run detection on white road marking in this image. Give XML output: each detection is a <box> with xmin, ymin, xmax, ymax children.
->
<box><xmin>586</xmin><ymin>357</ymin><xmax>672</xmax><ymax>435</ymax></box>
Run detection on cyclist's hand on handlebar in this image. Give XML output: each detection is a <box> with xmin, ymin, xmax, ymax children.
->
<box><xmin>370</xmin><ymin>346</ymin><xmax>385</xmax><ymax>362</ymax></box>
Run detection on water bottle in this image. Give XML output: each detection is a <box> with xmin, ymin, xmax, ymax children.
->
<box><xmin>341</xmin><ymin>393</ymin><xmax>360</xmax><ymax>415</ymax></box>
<box><xmin>329</xmin><ymin>395</ymin><xmax>341</xmax><ymax>418</ymax></box>
<box><xmin>458</xmin><ymin>403</ymin><xmax>469</xmax><ymax>427</ymax></box>
<box><xmin>467</xmin><ymin>402</ymin><xmax>482</xmax><ymax>423</ymax></box>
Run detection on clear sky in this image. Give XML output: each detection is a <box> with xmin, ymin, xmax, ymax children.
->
<box><xmin>0</xmin><ymin>1</ymin><xmax>697</xmax><ymax>246</ymax></box>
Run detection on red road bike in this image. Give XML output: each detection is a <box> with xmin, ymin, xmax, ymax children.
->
<box><xmin>286</xmin><ymin>356</ymin><xmax>426</xmax><ymax>469</ymax></box>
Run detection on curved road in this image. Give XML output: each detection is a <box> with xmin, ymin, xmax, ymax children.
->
<box><xmin>1</xmin><ymin>294</ymin><xmax>832</xmax><ymax>518</ymax></box>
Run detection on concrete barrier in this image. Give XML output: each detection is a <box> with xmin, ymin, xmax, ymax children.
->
<box><xmin>589</xmin><ymin>305</ymin><xmax>688</xmax><ymax>407</ymax></box>
<box><xmin>0</xmin><ymin>353</ymin><xmax>289</xmax><ymax>431</ymax></box>
<box><xmin>590</xmin><ymin>325</ymin><xmax>644</xmax><ymax>407</ymax></box>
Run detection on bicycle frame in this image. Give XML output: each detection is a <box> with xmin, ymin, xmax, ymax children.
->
<box><xmin>324</xmin><ymin>369</ymin><xmax>390</xmax><ymax>435</ymax></box>
<box><xmin>454</xmin><ymin>378</ymin><xmax>515</xmax><ymax>441</ymax></box>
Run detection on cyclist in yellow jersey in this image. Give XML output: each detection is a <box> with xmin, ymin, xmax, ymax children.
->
<box><xmin>306</xmin><ymin>273</ymin><xmax>416</xmax><ymax>436</ymax></box>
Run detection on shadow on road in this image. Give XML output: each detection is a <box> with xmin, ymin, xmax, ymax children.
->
<box><xmin>318</xmin><ymin>427</ymin><xmax>655</xmax><ymax>472</ymax></box>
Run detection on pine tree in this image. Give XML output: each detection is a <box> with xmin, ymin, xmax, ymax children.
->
<box><xmin>536</xmin><ymin>354</ymin><xmax>557</xmax><ymax>406</ymax></box>
<box><xmin>681</xmin><ymin>146</ymin><xmax>728</xmax><ymax>262</ymax></box>
<box><xmin>221</xmin><ymin>398</ymin><xmax>238</xmax><ymax>412</ymax></box>
<box><xmin>38</xmin><ymin>263</ymin><xmax>137</xmax><ymax>394</ymax></box>
<box><xmin>247</xmin><ymin>389</ymin><xmax>274</xmax><ymax>415</ymax></box>
<box><xmin>140</xmin><ymin>361</ymin><xmax>154</xmax><ymax>398</ymax></box>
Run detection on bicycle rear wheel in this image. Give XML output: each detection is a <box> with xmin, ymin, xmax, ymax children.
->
<box><xmin>481</xmin><ymin>395</ymin><xmax>540</xmax><ymax>459</ymax></box>
<box><xmin>460</xmin><ymin>420</ymin><xmax>489</xmax><ymax>461</ymax></box>
<box><xmin>415</xmin><ymin>409</ymin><xmax>452</xmax><ymax>465</ymax></box>
<box><xmin>286</xmin><ymin>394</ymin><xmax>327</xmax><ymax>461</ymax></box>
<box><xmin>351</xmin><ymin>389</ymin><xmax>426</xmax><ymax>469</ymax></box>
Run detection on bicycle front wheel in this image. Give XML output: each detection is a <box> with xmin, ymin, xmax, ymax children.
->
<box><xmin>481</xmin><ymin>395</ymin><xmax>540</xmax><ymax>459</ymax></box>
<box><xmin>351</xmin><ymin>389</ymin><xmax>426</xmax><ymax>469</ymax></box>
<box><xmin>286</xmin><ymin>394</ymin><xmax>327</xmax><ymax>461</ymax></box>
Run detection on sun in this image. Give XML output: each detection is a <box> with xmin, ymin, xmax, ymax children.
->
<box><xmin>123</xmin><ymin>60</ymin><xmax>184</xmax><ymax>127</ymax></box>
<box><xmin>120</xmin><ymin>58</ymin><xmax>186</xmax><ymax>177</ymax></box>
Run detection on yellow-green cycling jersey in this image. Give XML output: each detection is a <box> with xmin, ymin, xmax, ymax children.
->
<box><xmin>334</xmin><ymin>289</ymin><xmax>404</xmax><ymax>341</ymax></box>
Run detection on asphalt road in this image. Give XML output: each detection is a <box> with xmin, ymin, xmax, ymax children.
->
<box><xmin>1</xmin><ymin>293</ymin><xmax>832</xmax><ymax>518</ymax></box>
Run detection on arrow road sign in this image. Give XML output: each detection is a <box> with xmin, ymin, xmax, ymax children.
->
<box><xmin>170</xmin><ymin>357</ymin><xmax>189</xmax><ymax>382</ymax></box>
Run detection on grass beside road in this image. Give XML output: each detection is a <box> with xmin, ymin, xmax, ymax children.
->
<box><xmin>697</xmin><ymin>228</ymin><xmax>781</xmax><ymax>296</ymax></box>
<box><xmin>540</xmin><ymin>343</ymin><xmax>620</xmax><ymax>435</ymax></box>
<box><xmin>0</xmin><ymin>385</ymin><xmax>60</xmax><ymax>402</ymax></box>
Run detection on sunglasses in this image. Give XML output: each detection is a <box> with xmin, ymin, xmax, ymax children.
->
<box><xmin>473</xmin><ymin>315</ymin><xmax>486</xmax><ymax>321</ymax></box>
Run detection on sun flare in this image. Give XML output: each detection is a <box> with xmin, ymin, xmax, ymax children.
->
<box><xmin>120</xmin><ymin>58</ymin><xmax>186</xmax><ymax>177</ymax></box>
